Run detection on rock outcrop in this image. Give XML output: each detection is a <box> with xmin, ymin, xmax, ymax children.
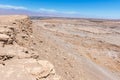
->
<box><xmin>0</xmin><ymin>59</ymin><xmax>60</xmax><ymax>80</ymax></box>
<box><xmin>0</xmin><ymin>15</ymin><xmax>60</xmax><ymax>80</ymax></box>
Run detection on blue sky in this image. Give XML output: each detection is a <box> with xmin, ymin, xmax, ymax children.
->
<box><xmin>0</xmin><ymin>0</ymin><xmax>120</xmax><ymax>18</ymax></box>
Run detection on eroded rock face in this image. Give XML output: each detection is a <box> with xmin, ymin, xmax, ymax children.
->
<box><xmin>0</xmin><ymin>15</ymin><xmax>32</xmax><ymax>47</ymax></box>
<box><xmin>0</xmin><ymin>15</ymin><xmax>60</xmax><ymax>80</ymax></box>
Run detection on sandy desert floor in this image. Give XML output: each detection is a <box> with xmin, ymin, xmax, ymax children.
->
<box><xmin>32</xmin><ymin>18</ymin><xmax>120</xmax><ymax>80</ymax></box>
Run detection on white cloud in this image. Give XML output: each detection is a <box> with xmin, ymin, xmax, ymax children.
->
<box><xmin>0</xmin><ymin>4</ymin><xmax>27</xmax><ymax>10</ymax></box>
<box><xmin>39</xmin><ymin>8</ymin><xmax>78</xmax><ymax>14</ymax></box>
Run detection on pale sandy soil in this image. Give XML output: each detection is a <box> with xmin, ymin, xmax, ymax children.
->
<box><xmin>32</xmin><ymin>18</ymin><xmax>120</xmax><ymax>80</ymax></box>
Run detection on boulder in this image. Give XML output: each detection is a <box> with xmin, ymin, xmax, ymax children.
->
<box><xmin>0</xmin><ymin>34</ymin><xmax>9</xmax><ymax>41</ymax></box>
<box><xmin>0</xmin><ymin>59</ymin><xmax>60</xmax><ymax>80</ymax></box>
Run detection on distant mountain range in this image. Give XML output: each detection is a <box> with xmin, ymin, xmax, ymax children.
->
<box><xmin>0</xmin><ymin>8</ymin><xmax>81</xmax><ymax>18</ymax></box>
<box><xmin>0</xmin><ymin>8</ymin><xmax>48</xmax><ymax>16</ymax></box>
<box><xmin>0</xmin><ymin>8</ymin><xmax>68</xmax><ymax>17</ymax></box>
<box><xmin>0</xmin><ymin>8</ymin><xmax>55</xmax><ymax>17</ymax></box>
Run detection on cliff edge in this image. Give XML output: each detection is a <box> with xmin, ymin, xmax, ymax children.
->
<box><xmin>0</xmin><ymin>15</ymin><xmax>60</xmax><ymax>80</ymax></box>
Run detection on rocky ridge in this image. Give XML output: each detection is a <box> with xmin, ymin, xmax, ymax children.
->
<box><xmin>0</xmin><ymin>15</ymin><xmax>60</xmax><ymax>80</ymax></box>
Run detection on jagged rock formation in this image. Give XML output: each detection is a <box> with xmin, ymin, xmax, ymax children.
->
<box><xmin>0</xmin><ymin>15</ymin><xmax>60</xmax><ymax>80</ymax></box>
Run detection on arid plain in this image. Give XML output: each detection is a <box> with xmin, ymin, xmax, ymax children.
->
<box><xmin>32</xmin><ymin>18</ymin><xmax>120</xmax><ymax>80</ymax></box>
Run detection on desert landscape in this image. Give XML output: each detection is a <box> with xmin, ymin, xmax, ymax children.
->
<box><xmin>0</xmin><ymin>15</ymin><xmax>120</xmax><ymax>80</ymax></box>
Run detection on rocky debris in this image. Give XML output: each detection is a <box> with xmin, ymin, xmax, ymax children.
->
<box><xmin>0</xmin><ymin>25</ymin><xmax>15</xmax><ymax>46</ymax></box>
<box><xmin>0</xmin><ymin>43</ymin><xmax>39</xmax><ymax>61</ymax></box>
<box><xmin>0</xmin><ymin>15</ymin><xmax>32</xmax><ymax>47</ymax></box>
<box><xmin>0</xmin><ymin>59</ymin><xmax>60</xmax><ymax>80</ymax></box>
<box><xmin>0</xmin><ymin>15</ymin><xmax>60</xmax><ymax>80</ymax></box>
<box><xmin>0</xmin><ymin>55</ymin><xmax>14</xmax><ymax>61</ymax></box>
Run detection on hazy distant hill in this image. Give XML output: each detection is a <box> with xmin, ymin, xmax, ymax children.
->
<box><xmin>0</xmin><ymin>8</ymin><xmax>62</xmax><ymax>17</ymax></box>
<box><xmin>0</xmin><ymin>8</ymin><xmax>40</xmax><ymax>16</ymax></box>
<box><xmin>0</xmin><ymin>8</ymin><xmax>81</xmax><ymax>18</ymax></box>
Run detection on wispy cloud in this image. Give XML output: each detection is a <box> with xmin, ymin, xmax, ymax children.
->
<box><xmin>0</xmin><ymin>4</ymin><xmax>27</xmax><ymax>10</ymax></box>
<box><xmin>39</xmin><ymin>8</ymin><xmax>79</xmax><ymax>14</ymax></box>
<box><xmin>0</xmin><ymin>5</ymin><xmax>78</xmax><ymax>15</ymax></box>
<box><xmin>0</xmin><ymin>5</ymin><xmax>80</xmax><ymax>17</ymax></box>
